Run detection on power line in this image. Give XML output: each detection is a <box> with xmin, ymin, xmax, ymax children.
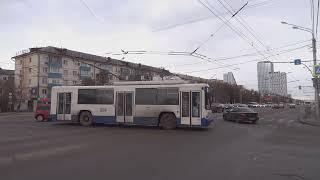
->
<box><xmin>183</xmin><ymin>44</ymin><xmax>310</xmax><ymax>73</ymax></box>
<box><xmin>199</xmin><ymin>0</ymin><xmax>269</xmax><ymax>60</ymax></box>
<box><xmin>176</xmin><ymin>40</ymin><xmax>310</xmax><ymax>67</ymax></box>
<box><xmin>191</xmin><ymin>1</ymin><xmax>248</xmax><ymax>54</ymax></box>
<box><xmin>246</xmin><ymin>0</ymin><xmax>276</xmax><ymax>8</ymax></box>
<box><xmin>219</xmin><ymin>0</ymin><xmax>301</xmax><ymax>83</ymax></box>
<box><xmin>219</xmin><ymin>0</ymin><xmax>268</xmax><ymax>50</ymax></box>
<box><xmin>120</xmin><ymin>50</ymin><xmax>240</xmax><ymax>71</ymax></box>
<box><xmin>153</xmin><ymin>0</ymin><xmax>276</xmax><ymax>32</ymax></box>
<box><xmin>79</xmin><ymin>0</ymin><xmax>104</xmax><ymax>23</ymax></box>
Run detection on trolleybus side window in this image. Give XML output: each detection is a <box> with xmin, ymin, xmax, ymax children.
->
<box><xmin>136</xmin><ymin>88</ymin><xmax>179</xmax><ymax>105</ymax></box>
<box><xmin>157</xmin><ymin>88</ymin><xmax>179</xmax><ymax>105</ymax></box>
<box><xmin>136</xmin><ymin>88</ymin><xmax>157</xmax><ymax>105</ymax></box>
<box><xmin>78</xmin><ymin>89</ymin><xmax>114</xmax><ymax>104</ymax></box>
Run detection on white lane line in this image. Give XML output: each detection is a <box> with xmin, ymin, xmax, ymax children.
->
<box><xmin>0</xmin><ymin>144</ymin><xmax>88</xmax><ymax>165</ymax></box>
<box><xmin>278</xmin><ymin>119</ymin><xmax>285</xmax><ymax>123</ymax></box>
<box><xmin>288</xmin><ymin>120</ymin><xmax>295</xmax><ymax>124</ymax></box>
<box><xmin>15</xmin><ymin>144</ymin><xmax>88</xmax><ymax>161</ymax></box>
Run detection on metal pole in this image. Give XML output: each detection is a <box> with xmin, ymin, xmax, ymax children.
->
<box><xmin>312</xmin><ymin>36</ymin><xmax>320</xmax><ymax>120</ymax></box>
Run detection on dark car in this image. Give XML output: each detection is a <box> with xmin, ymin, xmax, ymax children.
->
<box><xmin>223</xmin><ymin>107</ymin><xmax>259</xmax><ymax>124</ymax></box>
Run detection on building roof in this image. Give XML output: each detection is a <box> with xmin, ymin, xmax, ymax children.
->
<box><xmin>12</xmin><ymin>46</ymin><xmax>165</xmax><ymax>73</ymax></box>
<box><xmin>0</xmin><ymin>68</ymin><xmax>14</xmax><ymax>76</ymax></box>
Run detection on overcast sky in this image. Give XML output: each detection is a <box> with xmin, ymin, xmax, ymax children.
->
<box><xmin>0</xmin><ymin>0</ymin><xmax>317</xmax><ymax>100</ymax></box>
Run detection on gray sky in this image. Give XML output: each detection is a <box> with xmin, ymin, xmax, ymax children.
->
<box><xmin>0</xmin><ymin>0</ymin><xmax>317</xmax><ymax>100</ymax></box>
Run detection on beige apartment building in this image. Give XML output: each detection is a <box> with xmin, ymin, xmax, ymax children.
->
<box><xmin>12</xmin><ymin>46</ymin><xmax>171</xmax><ymax>111</ymax></box>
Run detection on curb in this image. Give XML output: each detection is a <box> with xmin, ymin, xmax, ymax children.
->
<box><xmin>298</xmin><ymin>118</ymin><xmax>320</xmax><ymax>127</ymax></box>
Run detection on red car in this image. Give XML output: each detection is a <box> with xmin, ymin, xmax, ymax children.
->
<box><xmin>35</xmin><ymin>103</ymin><xmax>51</xmax><ymax>121</ymax></box>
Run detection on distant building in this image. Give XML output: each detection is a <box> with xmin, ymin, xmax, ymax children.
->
<box><xmin>223</xmin><ymin>72</ymin><xmax>237</xmax><ymax>85</ymax></box>
<box><xmin>12</xmin><ymin>46</ymin><xmax>172</xmax><ymax>111</ymax></box>
<box><xmin>0</xmin><ymin>68</ymin><xmax>14</xmax><ymax>81</ymax></box>
<box><xmin>257</xmin><ymin>61</ymin><xmax>274</xmax><ymax>94</ymax></box>
<box><xmin>257</xmin><ymin>61</ymin><xmax>287</xmax><ymax>96</ymax></box>
<box><xmin>0</xmin><ymin>68</ymin><xmax>14</xmax><ymax>112</ymax></box>
<box><xmin>269</xmin><ymin>71</ymin><xmax>287</xmax><ymax>97</ymax></box>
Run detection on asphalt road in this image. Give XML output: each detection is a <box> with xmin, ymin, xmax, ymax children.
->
<box><xmin>0</xmin><ymin>107</ymin><xmax>319</xmax><ymax>180</ymax></box>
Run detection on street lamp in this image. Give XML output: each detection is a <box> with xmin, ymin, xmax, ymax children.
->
<box><xmin>281</xmin><ymin>21</ymin><xmax>319</xmax><ymax>120</ymax></box>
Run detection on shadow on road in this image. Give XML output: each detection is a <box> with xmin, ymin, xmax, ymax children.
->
<box><xmin>50</xmin><ymin>122</ymin><xmax>209</xmax><ymax>131</ymax></box>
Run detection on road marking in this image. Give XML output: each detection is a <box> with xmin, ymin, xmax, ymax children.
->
<box><xmin>0</xmin><ymin>144</ymin><xmax>89</xmax><ymax>165</ymax></box>
<box><xmin>288</xmin><ymin>120</ymin><xmax>295</xmax><ymax>124</ymax></box>
<box><xmin>16</xmin><ymin>144</ymin><xmax>88</xmax><ymax>161</ymax></box>
<box><xmin>278</xmin><ymin>119</ymin><xmax>285</xmax><ymax>123</ymax></box>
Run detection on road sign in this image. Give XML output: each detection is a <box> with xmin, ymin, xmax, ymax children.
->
<box><xmin>314</xmin><ymin>65</ymin><xmax>320</xmax><ymax>76</ymax></box>
<box><xmin>294</xmin><ymin>59</ymin><xmax>301</xmax><ymax>65</ymax></box>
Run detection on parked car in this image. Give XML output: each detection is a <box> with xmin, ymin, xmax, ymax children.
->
<box><xmin>233</xmin><ymin>104</ymin><xmax>248</xmax><ymax>108</ymax></box>
<box><xmin>223</xmin><ymin>104</ymin><xmax>234</xmax><ymax>111</ymax></box>
<box><xmin>34</xmin><ymin>104</ymin><xmax>51</xmax><ymax>121</ymax></box>
<box><xmin>273</xmin><ymin>103</ymin><xmax>284</xmax><ymax>109</ymax></box>
<box><xmin>266</xmin><ymin>103</ymin><xmax>273</xmax><ymax>107</ymax></box>
<box><xmin>288</xmin><ymin>103</ymin><xmax>296</xmax><ymax>108</ymax></box>
<box><xmin>210</xmin><ymin>103</ymin><xmax>224</xmax><ymax>113</ymax></box>
<box><xmin>223</xmin><ymin>107</ymin><xmax>259</xmax><ymax>124</ymax></box>
<box><xmin>279</xmin><ymin>103</ymin><xmax>285</xmax><ymax>108</ymax></box>
<box><xmin>248</xmin><ymin>103</ymin><xmax>259</xmax><ymax>108</ymax></box>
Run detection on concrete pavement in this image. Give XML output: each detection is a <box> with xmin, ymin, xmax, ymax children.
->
<box><xmin>0</xmin><ymin>107</ymin><xmax>319</xmax><ymax>180</ymax></box>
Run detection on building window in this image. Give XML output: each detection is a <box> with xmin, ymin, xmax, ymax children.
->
<box><xmin>42</xmin><ymin>89</ymin><xmax>47</xmax><ymax>95</ymax></box>
<box><xmin>63</xmin><ymin>80</ymin><xmax>68</xmax><ymax>85</ymax></box>
<box><xmin>29</xmin><ymin>79</ymin><xmax>31</xmax><ymax>84</ymax></box>
<box><xmin>29</xmin><ymin>58</ymin><xmax>31</xmax><ymax>63</ymax></box>
<box><xmin>42</xmin><ymin>77</ymin><xmax>47</xmax><ymax>84</ymax></box>
<box><xmin>80</xmin><ymin>70</ymin><xmax>90</xmax><ymax>76</ymax></box>
<box><xmin>52</xmin><ymin>79</ymin><xmax>59</xmax><ymax>84</ymax></box>
<box><xmin>50</xmin><ymin>66</ymin><xmax>59</xmax><ymax>73</ymax></box>
<box><xmin>3</xmin><ymin>77</ymin><xmax>7</xmax><ymax>80</ymax></box>
<box><xmin>63</xmin><ymin>60</ymin><xmax>68</xmax><ymax>65</ymax></box>
<box><xmin>29</xmin><ymin>68</ymin><xmax>32</xmax><ymax>73</ymax></box>
<box><xmin>63</xmin><ymin>70</ymin><xmax>68</xmax><ymax>76</ymax></box>
<box><xmin>78</xmin><ymin>89</ymin><xmax>114</xmax><ymax>104</ymax></box>
<box><xmin>43</xmin><ymin>67</ymin><xmax>48</xmax><ymax>73</ymax></box>
<box><xmin>19</xmin><ymin>70</ymin><xmax>22</xmax><ymax>75</ymax></box>
<box><xmin>73</xmin><ymin>71</ymin><xmax>78</xmax><ymax>77</ymax></box>
<box><xmin>73</xmin><ymin>81</ymin><xmax>77</xmax><ymax>85</ymax></box>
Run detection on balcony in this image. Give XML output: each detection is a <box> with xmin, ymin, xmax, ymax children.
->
<box><xmin>48</xmin><ymin>72</ymin><xmax>62</xmax><ymax>78</ymax></box>
<box><xmin>80</xmin><ymin>66</ymin><xmax>91</xmax><ymax>71</ymax></box>
<box><xmin>80</xmin><ymin>75</ymin><xmax>91</xmax><ymax>80</ymax></box>
<box><xmin>48</xmin><ymin>83</ymin><xmax>62</xmax><ymax>88</ymax></box>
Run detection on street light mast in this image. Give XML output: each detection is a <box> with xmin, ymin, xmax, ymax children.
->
<box><xmin>281</xmin><ymin>21</ymin><xmax>319</xmax><ymax>120</ymax></box>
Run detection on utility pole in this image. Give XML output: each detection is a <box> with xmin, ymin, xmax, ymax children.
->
<box><xmin>281</xmin><ymin>21</ymin><xmax>320</xmax><ymax>120</ymax></box>
<box><xmin>312</xmin><ymin>35</ymin><xmax>320</xmax><ymax>119</ymax></box>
